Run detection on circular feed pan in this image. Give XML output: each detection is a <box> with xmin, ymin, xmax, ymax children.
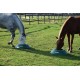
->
<box><xmin>15</xmin><ymin>44</ymin><xmax>31</xmax><ymax>49</ymax></box>
<box><xmin>50</xmin><ymin>48</ymin><xmax>67</xmax><ymax>55</ymax></box>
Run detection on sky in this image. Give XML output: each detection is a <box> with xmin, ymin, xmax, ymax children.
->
<box><xmin>0</xmin><ymin>0</ymin><xmax>80</xmax><ymax>13</ymax></box>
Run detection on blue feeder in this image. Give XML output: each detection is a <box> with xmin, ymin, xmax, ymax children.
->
<box><xmin>50</xmin><ymin>48</ymin><xmax>67</xmax><ymax>55</ymax></box>
<box><xmin>15</xmin><ymin>44</ymin><xmax>31</xmax><ymax>49</ymax></box>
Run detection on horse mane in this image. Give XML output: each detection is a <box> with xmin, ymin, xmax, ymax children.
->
<box><xmin>58</xmin><ymin>16</ymin><xmax>72</xmax><ymax>39</ymax></box>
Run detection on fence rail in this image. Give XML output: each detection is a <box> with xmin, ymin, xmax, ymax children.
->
<box><xmin>17</xmin><ymin>13</ymin><xmax>80</xmax><ymax>25</ymax></box>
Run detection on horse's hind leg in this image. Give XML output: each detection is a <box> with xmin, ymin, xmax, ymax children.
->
<box><xmin>8</xmin><ymin>28</ymin><xmax>15</xmax><ymax>47</ymax></box>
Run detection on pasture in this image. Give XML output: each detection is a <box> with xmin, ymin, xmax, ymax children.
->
<box><xmin>0</xmin><ymin>17</ymin><xmax>80</xmax><ymax>66</ymax></box>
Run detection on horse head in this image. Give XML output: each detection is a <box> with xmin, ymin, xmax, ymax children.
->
<box><xmin>56</xmin><ymin>37</ymin><xmax>64</xmax><ymax>50</ymax></box>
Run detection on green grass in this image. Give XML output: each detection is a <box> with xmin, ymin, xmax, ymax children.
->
<box><xmin>0</xmin><ymin>20</ymin><xmax>80</xmax><ymax>66</ymax></box>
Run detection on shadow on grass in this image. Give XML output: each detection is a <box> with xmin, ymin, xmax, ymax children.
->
<box><xmin>0</xmin><ymin>26</ymin><xmax>52</xmax><ymax>37</ymax></box>
<box><xmin>1</xmin><ymin>45</ymin><xmax>80</xmax><ymax>61</ymax></box>
<box><xmin>15</xmin><ymin>47</ymin><xmax>80</xmax><ymax>61</ymax></box>
<box><xmin>27</xmin><ymin>26</ymin><xmax>53</xmax><ymax>35</ymax></box>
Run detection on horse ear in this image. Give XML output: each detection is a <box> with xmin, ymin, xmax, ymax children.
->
<box><xmin>55</xmin><ymin>36</ymin><xmax>58</xmax><ymax>39</ymax></box>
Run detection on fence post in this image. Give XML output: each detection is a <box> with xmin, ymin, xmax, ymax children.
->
<box><xmin>54</xmin><ymin>15</ymin><xmax>55</xmax><ymax>23</ymax></box>
<box><xmin>19</xmin><ymin>14</ymin><xmax>22</xmax><ymax>20</ymax></box>
<box><xmin>38</xmin><ymin>16</ymin><xmax>39</xmax><ymax>24</ymax></box>
<box><xmin>48</xmin><ymin>16</ymin><xmax>50</xmax><ymax>23</ymax></box>
<box><xmin>29</xmin><ymin>16</ymin><xmax>31</xmax><ymax>25</ymax></box>
<box><xmin>61</xmin><ymin>14</ymin><xmax>64</xmax><ymax>22</ymax></box>
<box><xmin>58</xmin><ymin>14</ymin><xmax>59</xmax><ymax>22</ymax></box>
<box><xmin>44</xmin><ymin>15</ymin><xmax>45</xmax><ymax>24</ymax></box>
<box><xmin>25</xmin><ymin>13</ymin><xmax>26</xmax><ymax>19</ymax></box>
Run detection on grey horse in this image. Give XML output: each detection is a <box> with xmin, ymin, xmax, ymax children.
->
<box><xmin>0</xmin><ymin>13</ymin><xmax>26</xmax><ymax>47</ymax></box>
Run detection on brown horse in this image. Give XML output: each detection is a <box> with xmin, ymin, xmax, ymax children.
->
<box><xmin>56</xmin><ymin>16</ymin><xmax>80</xmax><ymax>53</ymax></box>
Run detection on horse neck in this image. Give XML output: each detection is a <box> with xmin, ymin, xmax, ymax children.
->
<box><xmin>13</xmin><ymin>14</ymin><xmax>25</xmax><ymax>35</ymax></box>
<box><xmin>58</xmin><ymin>23</ymin><xmax>67</xmax><ymax>42</ymax></box>
<box><xmin>13</xmin><ymin>14</ymin><xmax>26</xmax><ymax>44</ymax></box>
<box><xmin>58</xmin><ymin>22</ymin><xmax>66</xmax><ymax>41</ymax></box>
<box><xmin>58</xmin><ymin>17</ymin><xmax>71</xmax><ymax>42</ymax></box>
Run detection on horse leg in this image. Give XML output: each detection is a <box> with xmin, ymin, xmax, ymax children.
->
<box><xmin>70</xmin><ymin>34</ymin><xmax>74</xmax><ymax>52</ymax></box>
<box><xmin>67</xmin><ymin>33</ymin><xmax>70</xmax><ymax>52</ymax></box>
<box><xmin>19</xmin><ymin>33</ymin><xmax>26</xmax><ymax>44</ymax></box>
<box><xmin>8</xmin><ymin>28</ymin><xmax>15</xmax><ymax>47</ymax></box>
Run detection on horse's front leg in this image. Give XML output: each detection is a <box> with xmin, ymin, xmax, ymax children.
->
<box><xmin>70</xmin><ymin>34</ymin><xmax>74</xmax><ymax>52</ymax></box>
<box><xmin>8</xmin><ymin>28</ymin><xmax>15</xmax><ymax>47</ymax></box>
<box><xmin>67</xmin><ymin>33</ymin><xmax>70</xmax><ymax>52</ymax></box>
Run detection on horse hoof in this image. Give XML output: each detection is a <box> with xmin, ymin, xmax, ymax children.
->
<box><xmin>8</xmin><ymin>42</ymin><xmax>11</xmax><ymax>45</ymax></box>
<box><xmin>69</xmin><ymin>50</ymin><xmax>72</xmax><ymax>53</ymax></box>
<box><xmin>12</xmin><ymin>45</ymin><xmax>15</xmax><ymax>48</ymax></box>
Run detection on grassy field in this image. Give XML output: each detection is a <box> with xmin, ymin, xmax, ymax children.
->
<box><xmin>0</xmin><ymin>20</ymin><xmax>80</xmax><ymax>66</ymax></box>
